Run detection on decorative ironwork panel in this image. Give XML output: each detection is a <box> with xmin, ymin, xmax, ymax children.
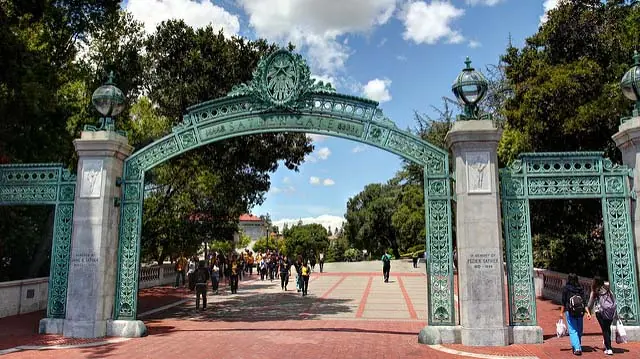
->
<box><xmin>114</xmin><ymin>181</ymin><xmax>144</xmax><ymax>320</ymax></box>
<box><xmin>424</xmin><ymin>167</ymin><xmax>455</xmax><ymax>326</ymax></box>
<box><xmin>527</xmin><ymin>177</ymin><xmax>601</xmax><ymax>198</ymax></box>
<box><xmin>603</xmin><ymin>198</ymin><xmax>639</xmax><ymax>324</ymax></box>
<box><xmin>48</xmin><ymin>203</ymin><xmax>74</xmax><ymax>318</ymax></box>
<box><xmin>115</xmin><ymin>49</ymin><xmax>454</xmax><ymax>322</ymax></box>
<box><xmin>500</xmin><ymin>152</ymin><xmax>640</xmax><ymax>327</ymax></box>
<box><xmin>0</xmin><ymin>164</ymin><xmax>76</xmax><ymax>319</ymax></box>
<box><xmin>502</xmin><ymin>198</ymin><xmax>537</xmax><ymax>325</ymax></box>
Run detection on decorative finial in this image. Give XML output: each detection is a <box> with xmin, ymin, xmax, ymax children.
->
<box><xmin>107</xmin><ymin>71</ymin><xmax>116</xmax><ymax>85</ymax></box>
<box><xmin>465</xmin><ymin>57</ymin><xmax>472</xmax><ymax>70</ymax></box>
<box><xmin>633</xmin><ymin>50</ymin><xmax>640</xmax><ymax>66</ymax></box>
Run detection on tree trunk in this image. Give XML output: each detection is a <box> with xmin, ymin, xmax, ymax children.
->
<box><xmin>28</xmin><ymin>209</ymin><xmax>55</xmax><ymax>278</ymax></box>
<box><xmin>155</xmin><ymin>249</ymin><xmax>164</xmax><ymax>265</ymax></box>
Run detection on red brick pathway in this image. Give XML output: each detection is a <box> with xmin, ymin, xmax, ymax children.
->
<box><xmin>1</xmin><ymin>271</ymin><xmax>639</xmax><ymax>358</ymax></box>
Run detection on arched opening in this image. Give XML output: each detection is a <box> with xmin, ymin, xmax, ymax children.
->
<box><xmin>112</xmin><ymin>50</ymin><xmax>455</xmax><ymax>328</ymax></box>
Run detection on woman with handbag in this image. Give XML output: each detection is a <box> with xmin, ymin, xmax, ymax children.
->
<box><xmin>586</xmin><ymin>276</ymin><xmax>617</xmax><ymax>355</ymax></box>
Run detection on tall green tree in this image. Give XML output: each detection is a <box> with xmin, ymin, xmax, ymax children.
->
<box><xmin>498</xmin><ymin>0</ymin><xmax>640</xmax><ymax>277</ymax></box>
<box><xmin>283</xmin><ymin>223</ymin><xmax>329</xmax><ymax>260</ymax></box>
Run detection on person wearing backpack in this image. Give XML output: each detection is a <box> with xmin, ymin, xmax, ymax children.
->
<box><xmin>586</xmin><ymin>276</ymin><xmax>617</xmax><ymax>355</ymax></box>
<box><xmin>194</xmin><ymin>261</ymin><xmax>210</xmax><ymax>310</ymax></box>
<box><xmin>381</xmin><ymin>250</ymin><xmax>392</xmax><ymax>283</ymax></box>
<box><xmin>560</xmin><ymin>273</ymin><xmax>586</xmax><ymax>356</ymax></box>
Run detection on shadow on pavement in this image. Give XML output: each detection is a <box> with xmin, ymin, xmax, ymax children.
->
<box><xmin>144</xmin><ymin>324</ymin><xmax>419</xmax><ymax>337</ymax></box>
<box><xmin>143</xmin><ymin>290</ymin><xmax>354</xmax><ymax>322</ymax></box>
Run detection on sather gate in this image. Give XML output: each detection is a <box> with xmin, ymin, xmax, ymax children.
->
<box><xmin>2</xmin><ymin>49</ymin><xmax>638</xmax><ymax>345</ymax></box>
<box><xmin>112</xmin><ymin>49</ymin><xmax>457</xmax><ymax>326</ymax></box>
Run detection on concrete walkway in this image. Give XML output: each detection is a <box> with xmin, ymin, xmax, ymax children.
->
<box><xmin>0</xmin><ymin>260</ymin><xmax>638</xmax><ymax>358</ymax></box>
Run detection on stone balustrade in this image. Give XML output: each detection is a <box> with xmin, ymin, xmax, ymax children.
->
<box><xmin>534</xmin><ymin>268</ymin><xmax>594</xmax><ymax>303</ymax></box>
<box><xmin>138</xmin><ymin>263</ymin><xmax>176</xmax><ymax>290</ymax></box>
<box><xmin>0</xmin><ymin>263</ymin><xmax>175</xmax><ymax>318</ymax></box>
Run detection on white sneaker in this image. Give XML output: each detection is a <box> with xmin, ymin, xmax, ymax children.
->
<box><xmin>605</xmin><ymin>349</ymin><xmax>613</xmax><ymax>355</ymax></box>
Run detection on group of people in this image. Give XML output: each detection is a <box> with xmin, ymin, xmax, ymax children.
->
<box><xmin>173</xmin><ymin>249</ymin><xmax>324</xmax><ymax>310</ymax></box>
<box><xmin>560</xmin><ymin>273</ymin><xmax>621</xmax><ymax>356</ymax></box>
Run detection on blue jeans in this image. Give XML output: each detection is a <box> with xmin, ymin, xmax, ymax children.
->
<box><xmin>565</xmin><ymin>311</ymin><xmax>583</xmax><ymax>351</ymax></box>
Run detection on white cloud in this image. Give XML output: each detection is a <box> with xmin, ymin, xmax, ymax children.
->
<box><xmin>465</xmin><ymin>0</ymin><xmax>504</xmax><ymax>6</ymax></box>
<box><xmin>540</xmin><ymin>0</ymin><xmax>560</xmax><ymax>25</ymax></box>
<box><xmin>309</xmin><ymin>176</ymin><xmax>321</xmax><ymax>185</ymax></box>
<box><xmin>401</xmin><ymin>1</ymin><xmax>465</xmax><ymax>45</ymax></box>
<box><xmin>283</xmin><ymin>177</ymin><xmax>292</xmax><ymax>184</ymax></box>
<box><xmin>269</xmin><ymin>185</ymin><xmax>295</xmax><ymax>195</ymax></box>
<box><xmin>317</xmin><ymin>147</ymin><xmax>331</xmax><ymax>160</ymax></box>
<box><xmin>126</xmin><ymin>0</ymin><xmax>240</xmax><ymax>36</ymax></box>
<box><xmin>237</xmin><ymin>0</ymin><xmax>397</xmax><ymax>73</ymax></box>
<box><xmin>306</xmin><ymin>146</ymin><xmax>332</xmax><ymax>162</ymax></box>
<box><xmin>323</xmin><ymin>178</ymin><xmax>335</xmax><ymax>186</ymax></box>
<box><xmin>311</xmin><ymin>74</ymin><xmax>337</xmax><ymax>87</ymax></box>
<box><xmin>468</xmin><ymin>40</ymin><xmax>482</xmax><ymax>48</ymax></box>
<box><xmin>307</xmin><ymin>133</ymin><xmax>329</xmax><ymax>142</ymax></box>
<box><xmin>273</xmin><ymin>214</ymin><xmax>346</xmax><ymax>233</ymax></box>
<box><xmin>352</xmin><ymin>145</ymin><xmax>367</xmax><ymax>153</ymax></box>
<box><xmin>377</xmin><ymin>38</ymin><xmax>388</xmax><ymax>47</ymax></box>
<box><xmin>307</xmin><ymin>134</ymin><xmax>328</xmax><ymax>143</ymax></box>
<box><xmin>363</xmin><ymin>78</ymin><xmax>392</xmax><ymax>103</ymax></box>
<box><xmin>396</xmin><ymin>55</ymin><xmax>408</xmax><ymax>61</ymax></box>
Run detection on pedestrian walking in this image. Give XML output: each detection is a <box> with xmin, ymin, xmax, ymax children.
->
<box><xmin>279</xmin><ymin>256</ymin><xmax>290</xmax><ymax>291</ymax></box>
<box><xmin>560</xmin><ymin>273</ymin><xmax>586</xmax><ymax>356</ymax></box>
<box><xmin>586</xmin><ymin>276</ymin><xmax>617</xmax><ymax>355</ymax></box>
<box><xmin>319</xmin><ymin>252</ymin><xmax>325</xmax><ymax>273</ymax></box>
<box><xmin>230</xmin><ymin>255</ymin><xmax>239</xmax><ymax>294</ymax></box>
<box><xmin>210</xmin><ymin>260</ymin><xmax>220</xmax><ymax>294</ymax></box>
<box><xmin>174</xmin><ymin>253</ymin><xmax>187</xmax><ymax>288</ymax></box>
<box><xmin>301</xmin><ymin>261</ymin><xmax>310</xmax><ymax>296</ymax></box>
<box><xmin>194</xmin><ymin>261</ymin><xmax>210</xmax><ymax>310</ymax></box>
<box><xmin>381</xmin><ymin>250</ymin><xmax>391</xmax><ymax>283</ymax></box>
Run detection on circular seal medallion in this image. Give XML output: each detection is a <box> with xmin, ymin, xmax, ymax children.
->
<box><xmin>263</xmin><ymin>50</ymin><xmax>300</xmax><ymax>106</ymax></box>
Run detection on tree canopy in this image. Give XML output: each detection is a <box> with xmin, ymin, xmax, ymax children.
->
<box><xmin>0</xmin><ymin>2</ymin><xmax>314</xmax><ymax>278</ymax></box>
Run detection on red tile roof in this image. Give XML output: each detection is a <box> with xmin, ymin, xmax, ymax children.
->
<box><xmin>239</xmin><ymin>214</ymin><xmax>263</xmax><ymax>222</ymax></box>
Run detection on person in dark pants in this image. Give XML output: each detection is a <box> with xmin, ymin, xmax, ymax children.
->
<box><xmin>412</xmin><ymin>252</ymin><xmax>419</xmax><ymax>268</ymax></box>
<box><xmin>381</xmin><ymin>250</ymin><xmax>391</xmax><ymax>282</ymax></box>
<box><xmin>230</xmin><ymin>255</ymin><xmax>239</xmax><ymax>294</ymax></box>
<box><xmin>194</xmin><ymin>261</ymin><xmax>210</xmax><ymax>310</ymax></box>
<box><xmin>279</xmin><ymin>256</ymin><xmax>290</xmax><ymax>290</ymax></box>
<box><xmin>210</xmin><ymin>259</ymin><xmax>220</xmax><ymax>294</ymax></box>
<box><xmin>586</xmin><ymin>276</ymin><xmax>617</xmax><ymax>355</ymax></box>
<box><xmin>319</xmin><ymin>252</ymin><xmax>325</xmax><ymax>273</ymax></box>
<box><xmin>301</xmin><ymin>262</ymin><xmax>310</xmax><ymax>296</ymax></box>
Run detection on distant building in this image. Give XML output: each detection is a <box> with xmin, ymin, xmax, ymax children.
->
<box><xmin>234</xmin><ymin>214</ymin><xmax>265</xmax><ymax>249</ymax></box>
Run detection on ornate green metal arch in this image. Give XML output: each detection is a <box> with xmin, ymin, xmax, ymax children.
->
<box><xmin>0</xmin><ymin>163</ymin><xmax>76</xmax><ymax>319</ymax></box>
<box><xmin>500</xmin><ymin>152</ymin><xmax>640</xmax><ymax>326</ymax></box>
<box><xmin>114</xmin><ymin>49</ymin><xmax>456</xmax><ymax>325</ymax></box>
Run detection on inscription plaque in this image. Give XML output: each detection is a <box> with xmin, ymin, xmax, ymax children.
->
<box><xmin>199</xmin><ymin>115</ymin><xmax>365</xmax><ymax>141</ymax></box>
<box><xmin>70</xmin><ymin>252</ymin><xmax>99</xmax><ymax>269</ymax></box>
<box><xmin>467</xmin><ymin>252</ymin><xmax>499</xmax><ymax>270</ymax></box>
<box><xmin>80</xmin><ymin>159</ymin><xmax>103</xmax><ymax>198</ymax></box>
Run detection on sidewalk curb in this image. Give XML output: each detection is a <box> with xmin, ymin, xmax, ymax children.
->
<box><xmin>0</xmin><ymin>338</ymin><xmax>130</xmax><ymax>356</ymax></box>
<box><xmin>429</xmin><ymin>345</ymin><xmax>539</xmax><ymax>359</ymax></box>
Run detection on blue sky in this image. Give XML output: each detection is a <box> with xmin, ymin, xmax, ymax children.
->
<box><xmin>124</xmin><ymin>0</ymin><xmax>558</xmax><ymax>230</ymax></box>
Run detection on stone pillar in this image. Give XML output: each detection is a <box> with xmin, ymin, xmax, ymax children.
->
<box><xmin>60</xmin><ymin>131</ymin><xmax>133</xmax><ymax>338</ymax></box>
<box><xmin>613</xmin><ymin>116</ymin><xmax>640</xmax><ymax>341</ymax></box>
<box><xmin>445</xmin><ymin>120</ymin><xmax>511</xmax><ymax>346</ymax></box>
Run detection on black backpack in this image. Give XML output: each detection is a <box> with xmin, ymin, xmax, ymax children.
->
<box><xmin>195</xmin><ymin>269</ymin><xmax>208</xmax><ymax>284</ymax></box>
<box><xmin>568</xmin><ymin>293</ymin><xmax>585</xmax><ymax>317</ymax></box>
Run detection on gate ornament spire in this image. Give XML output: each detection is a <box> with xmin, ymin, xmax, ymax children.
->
<box><xmin>227</xmin><ymin>49</ymin><xmax>335</xmax><ymax>109</ymax></box>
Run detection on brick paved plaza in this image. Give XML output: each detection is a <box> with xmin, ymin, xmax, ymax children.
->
<box><xmin>1</xmin><ymin>260</ymin><xmax>638</xmax><ymax>358</ymax></box>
